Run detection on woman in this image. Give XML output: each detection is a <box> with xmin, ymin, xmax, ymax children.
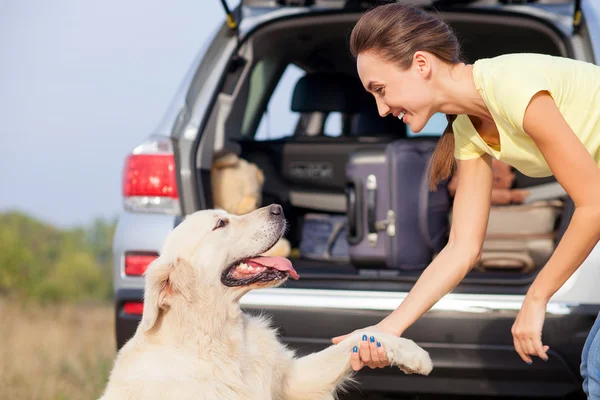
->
<box><xmin>331</xmin><ymin>3</ymin><xmax>600</xmax><ymax>397</ymax></box>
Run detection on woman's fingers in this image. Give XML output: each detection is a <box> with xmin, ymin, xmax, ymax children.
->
<box><xmin>523</xmin><ymin>337</ymin><xmax>536</xmax><ymax>357</ymax></box>
<box><xmin>348</xmin><ymin>334</ymin><xmax>395</xmax><ymax>370</ymax></box>
<box><xmin>359</xmin><ymin>334</ymin><xmax>372</xmax><ymax>366</ymax></box>
<box><xmin>531</xmin><ymin>337</ymin><xmax>549</xmax><ymax>361</ymax></box>
<box><xmin>514</xmin><ymin>334</ymin><xmax>550</xmax><ymax>364</ymax></box>
<box><xmin>376</xmin><ymin>340</ymin><xmax>389</xmax><ymax>367</ymax></box>
<box><xmin>359</xmin><ymin>335</ymin><xmax>392</xmax><ymax>369</ymax></box>
<box><xmin>337</xmin><ymin>329</ymin><xmax>395</xmax><ymax>370</ymax></box>
<box><xmin>351</xmin><ymin>345</ymin><xmax>363</xmax><ymax>371</ymax></box>
<box><xmin>367</xmin><ymin>336</ymin><xmax>382</xmax><ymax>368</ymax></box>
<box><xmin>514</xmin><ymin>336</ymin><xmax>532</xmax><ymax>364</ymax></box>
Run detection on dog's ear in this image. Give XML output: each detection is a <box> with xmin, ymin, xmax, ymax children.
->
<box><xmin>141</xmin><ymin>257</ymin><xmax>197</xmax><ymax>332</ymax></box>
<box><xmin>212</xmin><ymin>152</ymin><xmax>239</xmax><ymax>170</ymax></box>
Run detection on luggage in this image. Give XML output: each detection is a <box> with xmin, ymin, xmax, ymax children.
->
<box><xmin>475</xmin><ymin>200</ymin><xmax>563</xmax><ymax>273</ymax></box>
<box><xmin>282</xmin><ymin>136</ymin><xmax>395</xmax><ymax>192</ymax></box>
<box><xmin>448</xmin><ymin>190</ymin><xmax>565</xmax><ymax>273</ymax></box>
<box><xmin>447</xmin><ymin>159</ymin><xmax>567</xmax><ymax>273</ymax></box>
<box><xmin>299</xmin><ymin>213</ymin><xmax>349</xmax><ymax>262</ymax></box>
<box><xmin>345</xmin><ymin>139</ymin><xmax>451</xmax><ymax>270</ymax></box>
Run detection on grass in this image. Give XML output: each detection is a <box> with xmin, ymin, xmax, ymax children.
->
<box><xmin>0</xmin><ymin>297</ymin><xmax>116</xmax><ymax>400</ymax></box>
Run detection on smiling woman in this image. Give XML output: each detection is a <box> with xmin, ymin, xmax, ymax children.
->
<box><xmin>331</xmin><ymin>3</ymin><xmax>600</xmax><ymax>397</ymax></box>
<box><xmin>350</xmin><ymin>5</ymin><xmax>464</xmax><ymax>189</ymax></box>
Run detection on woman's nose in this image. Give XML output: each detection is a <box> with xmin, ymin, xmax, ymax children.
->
<box><xmin>376</xmin><ymin>100</ymin><xmax>390</xmax><ymax>117</ymax></box>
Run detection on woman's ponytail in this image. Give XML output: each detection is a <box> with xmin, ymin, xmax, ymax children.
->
<box><xmin>428</xmin><ymin>114</ymin><xmax>457</xmax><ymax>191</ymax></box>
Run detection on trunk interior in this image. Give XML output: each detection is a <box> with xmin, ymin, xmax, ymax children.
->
<box><xmin>203</xmin><ymin>6</ymin><xmax>574</xmax><ymax>294</ymax></box>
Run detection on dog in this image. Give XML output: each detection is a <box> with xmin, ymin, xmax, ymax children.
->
<box><xmin>100</xmin><ymin>204</ymin><xmax>432</xmax><ymax>400</ymax></box>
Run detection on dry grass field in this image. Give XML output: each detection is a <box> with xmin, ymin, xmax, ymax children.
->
<box><xmin>0</xmin><ymin>297</ymin><xmax>116</xmax><ymax>400</ymax></box>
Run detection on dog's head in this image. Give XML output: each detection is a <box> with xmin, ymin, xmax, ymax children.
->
<box><xmin>140</xmin><ymin>204</ymin><xmax>298</xmax><ymax>332</ymax></box>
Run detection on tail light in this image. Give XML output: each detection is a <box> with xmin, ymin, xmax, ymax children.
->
<box><xmin>122</xmin><ymin>136</ymin><xmax>180</xmax><ymax>214</ymax></box>
<box><xmin>123</xmin><ymin>302</ymin><xmax>144</xmax><ymax>315</ymax></box>
<box><xmin>125</xmin><ymin>252</ymin><xmax>158</xmax><ymax>276</ymax></box>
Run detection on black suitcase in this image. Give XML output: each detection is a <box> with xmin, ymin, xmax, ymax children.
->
<box><xmin>345</xmin><ymin>139</ymin><xmax>450</xmax><ymax>270</ymax></box>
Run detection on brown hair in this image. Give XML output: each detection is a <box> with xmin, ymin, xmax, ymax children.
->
<box><xmin>350</xmin><ymin>3</ymin><xmax>463</xmax><ymax>190</ymax></box>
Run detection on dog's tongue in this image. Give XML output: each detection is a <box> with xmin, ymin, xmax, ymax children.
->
<box><xmin>246</xmin><ymin>256</ymin><xmax>299</xmax><ymax>280</ymax></box>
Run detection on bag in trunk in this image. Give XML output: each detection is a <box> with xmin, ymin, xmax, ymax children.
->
<box><xmin>475</xmin><ymin>200</ymin><xmax>563</xmax><ymax>273</ymax></box>
<box><xmin>299</xmin><ymin>213</ymin><xmax>349</xmax><ymax>262</ymax></box>
<box><xmin>345</xmin><ymin>139</ymin><xmax>450</xmax><ymax>270</ymax></box>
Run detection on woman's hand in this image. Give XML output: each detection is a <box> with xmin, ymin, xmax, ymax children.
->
<box><xmin>331</xmin><ymin>324</ymin><xmax>397</xmax><ymax>371</ymax></box>
<box><xmin>511</xmin><ymin>296</ymin><xmax>550</xmax><ymax>364</ymax></box>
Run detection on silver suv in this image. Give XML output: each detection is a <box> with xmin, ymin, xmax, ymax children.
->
<box><xmin>113</xmin><ymin>0</ymin><xmax>600</xmax><ymax>398</ymax></box>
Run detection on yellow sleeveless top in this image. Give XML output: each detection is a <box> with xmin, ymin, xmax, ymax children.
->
<box><xmin>453</xmin><ymin>53</ymin><xmax>600</xmax><ymax>177</ymax></box>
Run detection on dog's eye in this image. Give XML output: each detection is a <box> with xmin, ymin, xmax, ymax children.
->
<box><xmin>213</xmin><ymin>219</ymin><xmax>229</xmax><ymax>230</ymax></box>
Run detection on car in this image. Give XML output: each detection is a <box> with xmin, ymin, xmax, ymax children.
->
<box><xmin>112</xmin><ymin>0</ymin><xmax>600</xmax><ymax>398</ymax></box>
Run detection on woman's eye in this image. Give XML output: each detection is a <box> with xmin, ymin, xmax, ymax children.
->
<box><xmin>375</xmin><ymin>87</ymin><xmax>384</xmax><ymax>94</ymax></box>
<box><xmin>213</xmin><ymin>219</ymin><xmax>229</xmax><ymax>230</ymax></box>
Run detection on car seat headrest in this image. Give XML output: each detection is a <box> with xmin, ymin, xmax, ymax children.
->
<box><xmin>291</xmin><ymin>72</ymin><xmax>370</xmax><ymax>113</ymax></box>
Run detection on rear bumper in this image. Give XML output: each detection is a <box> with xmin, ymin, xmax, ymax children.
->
<box><xmin>115</xmin><ymin>287</ymin><xmax>597</xmax><ymax>398</ymax></box>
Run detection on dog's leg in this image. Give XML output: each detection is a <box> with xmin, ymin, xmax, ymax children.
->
<box><xmin>280</xmin><ymin>331</ymin><xmax>432</xmax><ymax>400</ymax></box>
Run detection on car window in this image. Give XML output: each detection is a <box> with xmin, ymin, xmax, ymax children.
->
<box><xmin>246</xmin><ymin>61</ymin><xmax>444</xmax><ymax>140</ymax></box>
<box><xmin>406</xmin><ymin>112</ymin><xmax>447</xmax><ymax>137</ymax></box>
<box><xmin>254</xmin><ymin>63</ymin><xmax>305</xmax><ymax>141</ymax></box>
<box><xmin>323</xmin><ymin>112</ymin><xmax>342</xmax><ymax>137</ymax></box>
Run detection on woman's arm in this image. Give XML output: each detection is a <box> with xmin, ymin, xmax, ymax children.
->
<box><xmin>332</xmin><ymin>150</ymin><xmax>493</xmax><ymax>371</ymax></box>
<box><xmin>511</xmin><ymin>91</ymin><xmax>600</xmax><ymax>363</ymax></box>
<box><xmin>378</xmin><ymin>153</ymin><xmax>494</xmax><ymax>336</ymax></box>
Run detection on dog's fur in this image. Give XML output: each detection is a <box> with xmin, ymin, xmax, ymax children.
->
<box><xmin>100</xmin><ymin>205</ymin><xmax>433</xmax><ymax>400</ymax></box>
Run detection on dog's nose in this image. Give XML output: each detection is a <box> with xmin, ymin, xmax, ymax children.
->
<box><xmin>270</xmin><ymin>204</ymin><xmax>282</xmax><ymax>216</ymax></box>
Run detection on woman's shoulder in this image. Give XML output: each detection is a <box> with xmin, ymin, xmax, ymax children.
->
<box><xmin>475</xmin><ymin>53</ymin><xmax>563</xmax><ymax>67</ymax></box>
<box><xmin>474</xmin><ymin>53</ymin><xmax>555</xmax><ymax>79</ymax></box>
<box><xmin>474</xmin><ymin>53</ymin><xmax>591</xmax><ymax>82</ymax></box>
<box><xmin>474</xmin><ymin>54</ymin><xmax>572</xmax><ymax>131</ymax></box>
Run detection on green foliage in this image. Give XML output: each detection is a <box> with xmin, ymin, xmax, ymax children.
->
<box><xmin>0</xmin><ymin>211</ymin><xmax>116</xmax><ymax>303</ymax></box>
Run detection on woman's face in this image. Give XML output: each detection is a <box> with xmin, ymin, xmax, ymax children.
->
<box><xmin>356</xmin><ymin>51</ymin><xmax>435</xmax><ymax>133</ymax></box>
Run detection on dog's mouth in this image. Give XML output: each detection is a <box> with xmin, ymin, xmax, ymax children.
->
<box><xmin>221</xmin><ymin>256</ymin><xmax>299</xmax><ymax>287</ymax></box>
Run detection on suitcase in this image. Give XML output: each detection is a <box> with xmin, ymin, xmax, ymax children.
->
<box><xmin>448</xmin><ymin>199</ymin><xmax>564</xmax><ymax>273</ymax></box>
<box><xmin>478</xmin><ymin>200</ymin><xmax>563</xmax><ymax>272</ymax></box>
<box><xmin>345</xmin><ymin>139</ymin><xmax>450</xmax><ymax>270</ymax></box>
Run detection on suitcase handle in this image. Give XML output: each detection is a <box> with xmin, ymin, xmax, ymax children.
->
<box><xmin>366</xmin><ymin>174</ymin><xmax>377</xmax><ymax>240</ymax></box>
<box><xmin>478</xmin><ymin>252</ymin><xmax>535</xmax><ymax>272</ymax></box>
<box><xmin>345</xmin><ymin>179</ymin><xmax>363</xmax><ymax>245</ymax></box>
<box><xmin>418</xmin><ymin>168</ymin><xmax>435</xmax><ymax>250</ymax></box>
<box><xmin>345</xmin><ymin>174</ymin><xmax>378</xmax><ymax>246</ymax></box>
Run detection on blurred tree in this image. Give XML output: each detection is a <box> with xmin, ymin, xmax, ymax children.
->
<box><xmin>0</xmin><ymin>211</ymin><xmax>116</xmax><ymax>302</ymax></box>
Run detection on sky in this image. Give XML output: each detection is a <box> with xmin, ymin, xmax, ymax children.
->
<box><xmin>0</xmin><ymin>1</ymin><xmax>230</xmax><ymax>227</ymax></box>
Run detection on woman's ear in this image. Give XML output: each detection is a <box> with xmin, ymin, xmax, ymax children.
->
<box><xmin>413</xmin><ymin>51</ymin><xmax>431</xmax><ymax>77</ymax></box>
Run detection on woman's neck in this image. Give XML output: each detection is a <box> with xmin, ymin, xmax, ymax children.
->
<box><xmin>433</xmin><ymin>62</ymin><xmax>493</xmax><ymax>122</ymax></box>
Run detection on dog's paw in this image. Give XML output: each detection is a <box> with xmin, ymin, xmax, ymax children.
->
<box><xmin>350</xmin><ymin>331</ymin><xmax>433</xmax><ymax>376</ymax></box>
<box><xmin>384</xmin><ymin>336</ymin><xmax>433</xmax><ymax>376</ymax></box>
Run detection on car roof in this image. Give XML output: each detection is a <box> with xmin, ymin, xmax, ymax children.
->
<box><xmin>233</xmin><ymin>0</ymin><xmax>578</xmax><ymax>40</ymax></box>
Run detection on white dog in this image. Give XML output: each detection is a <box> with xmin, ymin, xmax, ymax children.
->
<box><xmin>100</xmin><ymin>205</ymin><xmax>432</xmax><ymax>400</ymax></box>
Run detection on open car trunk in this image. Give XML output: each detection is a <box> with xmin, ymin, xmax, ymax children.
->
<box><xmin>203</xmin><ymin>5</ymin><xmax>574</xmax><ymax>295</ymax></box>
